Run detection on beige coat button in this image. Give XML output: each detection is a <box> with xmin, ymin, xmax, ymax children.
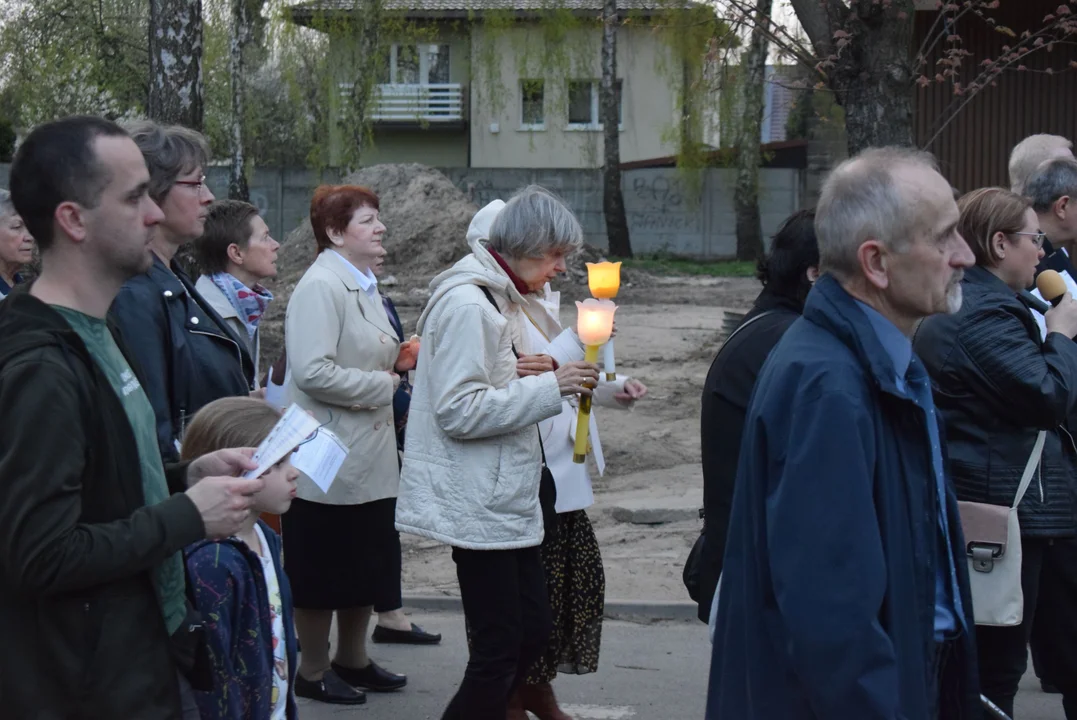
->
<box><xmin>380</xmin><ymin>335</ymin><xmax>387</xmax><ymax>344</ymax></box>
<box><xmin>374</xmin><ymin>421</ymin><xmax>382</xmax><ymax>431</ymax></box>
<box><xmin>350</xmin><ymin>404</ymin><xmax>363</xmax><ymax>411</ymax></box>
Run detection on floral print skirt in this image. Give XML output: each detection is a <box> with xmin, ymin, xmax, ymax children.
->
<box><xmin>525</xmin><ymin>509</ymin><xmax>606</xmax><ymax>684</ymax></box>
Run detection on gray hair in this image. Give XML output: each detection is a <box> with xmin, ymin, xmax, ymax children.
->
<box><xmin>0</xmin><ymin>189</ymin><xmax>13</xmax><ymax>219</ymax></box>
<box><xmin>1009</xmin><ymin>134</ymin><xmax>1073</xmax><ymax>194</ymax></box>
<box><xmin>1024</xmin><ymin>157</ymin><xmax>1077</xmax><ymax>213</ymax></box>
<box><xmin>487</xmin><ymin>185</ymin><xmax>584</xmax><ymax>259</ymax></box>
<box><xmin>124</xmin><ymin>120</ymin><xmax>209</xmax><ymax>204</ymax></box>
<box><xmin>815</xmin><ymin>147</ymin><xmax>940</xmax><ymax>280</ymax></box>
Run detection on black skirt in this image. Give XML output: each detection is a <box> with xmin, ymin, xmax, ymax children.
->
<box><xmin>281</xmin><ymin>497</ymin><xmax>402</xmax><ymax>610</ymax></box>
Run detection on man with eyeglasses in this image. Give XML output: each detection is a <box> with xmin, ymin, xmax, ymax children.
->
<box><xmin>1019</xmin><ymin>155</ymin><xmax>1077</xmax><ymax>716</ymax></box>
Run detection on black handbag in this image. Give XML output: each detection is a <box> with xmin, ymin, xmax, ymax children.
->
<box><xmin>478</xmin><ymin>285</ymin><xmax>559</xmax><ymax>542</ymax></box>
<box><xmin>682</xmin><ymin>512</ymin><xmax>706</xmax><ymax>603</ymax></box>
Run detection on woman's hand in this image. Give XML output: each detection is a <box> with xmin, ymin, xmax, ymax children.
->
<box><xmin>516</xmin><ymin>354</ymin><xmax>556</xmax><ymax>377</ymax></box>
<box><xmin>614</xmin><ymin>378</ymin><xmax>648</xmax><ymax>405</ymax></box>
<box><xmin>394</xmin><ymin>339</ymin><xmax>420</xmax><ymax>372</ymax></box>
<box><xmin>555</xmin><ymin>361</ymin><xmax>600</xmax><ymax>397</ymax></box>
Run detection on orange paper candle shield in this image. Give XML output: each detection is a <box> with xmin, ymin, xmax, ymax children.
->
<box><xmin>586</xmin><ymin>261</ymin><xmax>622</xmax><ymax>299</ymax></box>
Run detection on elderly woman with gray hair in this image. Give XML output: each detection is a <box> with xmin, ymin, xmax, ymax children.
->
<box><xmin>111</xmin><ymin>121</ymin><xmax>255</xmax><ymax>464</ymax></box>
<box><xmin>396</xmin><ymin>186</ymin><xmax>600</xmax><ymax>720</ymax></box>
<box><xmin>0</xmin><ymin>189</ymin><xmax>34</xmax><ymax>299</ymax></box>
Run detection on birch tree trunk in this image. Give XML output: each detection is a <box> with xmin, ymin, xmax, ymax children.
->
<box><xmin>228</xmin><ymin>0</ymin><xmax>250</xmax><ymax>201</ymax></box>
<box><xmin>148</xmin><ymin>0</ymin><xmax>204</xmax><ymax>130</ymax></box>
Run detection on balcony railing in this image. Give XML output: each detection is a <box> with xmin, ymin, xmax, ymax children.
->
<box><xmin>339</xmin><ymin>82</ymin><xmax>465</xmax><ymax>123</ymax></box>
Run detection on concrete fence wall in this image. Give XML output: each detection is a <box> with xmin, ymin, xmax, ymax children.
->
<box><xmin>0</xmin><ymin>164</ymin><xmax>803</xmax><ymax>259</ymax></box>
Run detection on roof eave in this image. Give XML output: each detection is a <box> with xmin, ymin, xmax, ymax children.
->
<box><xmin>288</xmin><ymin>4</ymin><xmax>695</xmax><ymax>28</ymax></box>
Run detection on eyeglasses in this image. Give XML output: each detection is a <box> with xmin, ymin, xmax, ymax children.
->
<box><xmin>1012</xmin><ymin>231</ymin><xmax>1047</xmax><ymax>249</ymax></box>
<box><xmin>173</xmin><ymin>175</ymin><xmax>207</xmax><ymax>192</ymax></box>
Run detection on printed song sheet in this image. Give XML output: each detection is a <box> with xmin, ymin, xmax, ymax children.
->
<box><xmin>244</xmin><ymin>404</ymin><xmax>321</xmax><ymax>479</ymax></box>
<box><xmin>292</xmin><ymin>427</ymin><xmax>349</xmax><ymax>494</ymax></box>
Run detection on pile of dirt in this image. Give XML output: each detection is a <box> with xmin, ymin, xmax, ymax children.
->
<box><xmin>273</xmin><ymin>163</ymin><xmax>479</xmax><ymax>290</ymax></box>
<box><xmin>258</xmin><ymin>164</ymin><xmax>479</xmax><ymax>364</ymax></box>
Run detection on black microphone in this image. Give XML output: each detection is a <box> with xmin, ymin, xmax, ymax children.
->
<box><xmin>1019</xmin><ymin>290</ymin><xmax>1051</xmax><ymax>315</ymax></box>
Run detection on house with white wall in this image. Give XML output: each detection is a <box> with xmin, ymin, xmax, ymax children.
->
<box><xmin>288</xmin><ymin>0</ymin><xmax>712</xmax><ymax>169</ymax></box>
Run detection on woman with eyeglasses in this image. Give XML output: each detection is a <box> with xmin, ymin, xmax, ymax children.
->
<box><xmin>110</xmin><ymin>121</ymin><xmax>255</xmax><ymax>465</ymax></box>
<box><xmin>915</xmin><ymin>187</ymin><xmax>1077</xmax><ymax>717</ymax></box>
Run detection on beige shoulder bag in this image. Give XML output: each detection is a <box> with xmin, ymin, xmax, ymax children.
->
<box><xmin>957</xmin><ymin>430</ymin><xmax>1045</xmax><ymax>627</ymax></box>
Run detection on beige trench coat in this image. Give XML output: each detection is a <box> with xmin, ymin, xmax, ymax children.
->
<box><xmin>285</xmin><ymin>251</ymin><xmax>400</xmax><ymax>505</ymax></box>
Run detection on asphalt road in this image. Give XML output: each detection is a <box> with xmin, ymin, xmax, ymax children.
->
<box><xmin>296</xmin><ymin>609</ymin><xmax>1065</xmax><ymax>720</ymax></box>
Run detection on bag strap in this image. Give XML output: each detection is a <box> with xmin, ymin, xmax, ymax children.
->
<box><xmin>477</xmin><ymin>284</ymin><xmax>550</xmax><ymax>465</ymax></box>
<box><xmin>721</xmin><ymin>310</ymin><xmax>780</xmax><ymax>354</ymax></box>
<box><xmin>1013</xmin><ymin>430</ymin><xmax>1047</xmax><ymax>509</ymax></box>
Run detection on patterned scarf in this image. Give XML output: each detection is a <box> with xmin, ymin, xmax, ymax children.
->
<box><xmin>210</xmin><ymin>272</ymin><xmax>273</xmax><ymax>340</ymax></box>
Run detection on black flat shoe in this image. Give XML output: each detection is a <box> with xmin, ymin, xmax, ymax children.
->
<box><xmin>294</xmin><ymin>669</ymin><xmax>367</xmax><ymax>704</ymax></box>
<box><xmin>372</xmin><ymin>622</ymin><xmax>442</xmax><ymax>645</ymax></box>
<box><xmin>331</xmin><ymin>660</ymin><xmax>408</xmax><ymax>692</ymax></box>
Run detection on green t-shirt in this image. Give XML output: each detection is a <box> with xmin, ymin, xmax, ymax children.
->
<box><xmin>53</xmin><ymin>306</ymin><xmax>186</xmax><ymax>636</ymax></box>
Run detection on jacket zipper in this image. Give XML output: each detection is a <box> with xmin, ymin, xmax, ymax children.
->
<box><xmin>1033</xmin><ymin>458</ymin><xmax>1042</xmax><ymax>503</ymax></box>
<box><xmin>189</xmin><ymin>328</ymin><xmax>247</xmax><ymax>385</ymax></box>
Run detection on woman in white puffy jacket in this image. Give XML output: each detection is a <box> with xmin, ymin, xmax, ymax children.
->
<box><xmin>468</xmin><ymin>200</ymin><xmax>648</xmax><ymax>719</ymax></box>
<box><xmin>396</xmin><ymin>187</ymin><xmax>600</xmax><ymax>720</ymax></box>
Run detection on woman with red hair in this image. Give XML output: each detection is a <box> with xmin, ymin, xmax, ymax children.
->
<box><xmin>281</xmin><ymin>185</ymin><xmax>422</xmax><ymax>705</ymax></box>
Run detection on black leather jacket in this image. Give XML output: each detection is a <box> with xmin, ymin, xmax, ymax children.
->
<box><xmin>915</xmin><ymin>265</ymin><xmax>1077</xmax><ymax>538</ymax></box>
<box><xmin>110</xmin><ymin>256</ymin><xmax>254</xmax><ymax>463</ymax></box>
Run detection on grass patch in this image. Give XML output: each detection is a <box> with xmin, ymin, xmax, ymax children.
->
<box><xmin>620</xmin><ymin>255</ymin><xmax>758</xmax><ymax>278</ymax></box>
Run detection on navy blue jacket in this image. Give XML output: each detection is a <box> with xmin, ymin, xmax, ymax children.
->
<box><xmin>707</xmin><ymin>275</ymin><xmax>980</xmax><ymax>720</ymax></box>
<box><xmin>185</xmin><ymin>521</ymin><xmax>298</xmax><ymax>720</ymax></box>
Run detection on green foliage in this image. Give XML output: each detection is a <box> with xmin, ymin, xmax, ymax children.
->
<box><xmin>0</xmin><ymin>0</ymin><xmax>149</xmax><ymax>127</ymax></box>
<box><xmin>622</xmin><ymin>254</ymin><xmax>757</xmax><ymax>277</ymax></box>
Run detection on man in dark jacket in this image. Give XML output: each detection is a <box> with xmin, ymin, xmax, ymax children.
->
<box><xmin>695</xmin><ymin>209</ymin><xmax>819</xmax><ymax>622</ymax></box>
<box><xmin>708</xmin><ymin>148</ymin><xmax>981</xmax><ymax>719</ymax></box>
<box><xmin>0</xmin><ymin>116</ymin><xmax>264</xmax><ymax>719</ymax></box>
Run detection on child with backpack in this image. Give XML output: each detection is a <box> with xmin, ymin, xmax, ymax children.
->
<box><xmin>180</xmin><ymin>396</ymin><xmax>300</xmax><ymax>720</ymax></box>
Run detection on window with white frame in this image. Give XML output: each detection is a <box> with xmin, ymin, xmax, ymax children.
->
<box><xmin>383</xmin><ymin>44</ymin><xmax>451</xmax><ymax>84</ymax></box>
<box><xmin>567</xmin><ymin>79</ymin><xmax>623</xmax><ymax>128</ymax></box>
<box><xmin>521</xmin><ymin>79</ymin><xmax>545</xmax><ymax>128</ymax></box>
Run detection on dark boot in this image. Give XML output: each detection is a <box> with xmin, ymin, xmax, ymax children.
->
<box><xmin>519</xmin><ymin>682</ymin><xmax>573</xmax><ymax>720</ymax></box>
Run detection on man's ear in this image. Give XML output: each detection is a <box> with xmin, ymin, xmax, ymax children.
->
<box><xmin>1055</xmin><ymin>195</ymin><xmax>1070</xmax><ymax>222</ymax></box>
<box><xmin>54</xmin><ymin>201</ymin><xmax>88</xmax><ymax>244</ymax></box>
<box><xmin>806</xmin><ymin>266</ymin><xmax>820</xmax><ymax>284</ymax></box>
<box><xmin>857</xmin><ymin>239</ymin><xmax>890</xmax><ymax>291</ymax></box>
